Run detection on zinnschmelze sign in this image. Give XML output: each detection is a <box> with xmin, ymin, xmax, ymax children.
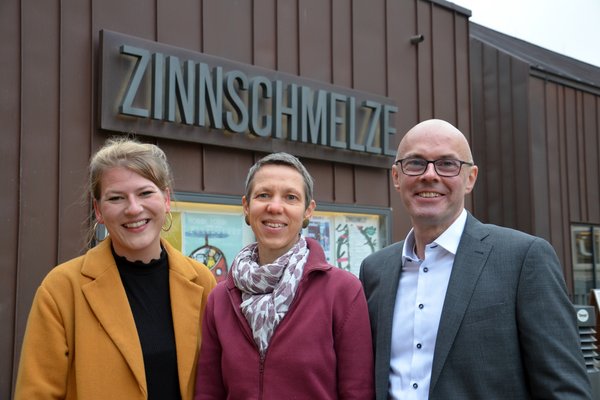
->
<box><xmin>100</xmin><ymin>30</ymin><xmax>398</xmax><ymax>164</ymax></box>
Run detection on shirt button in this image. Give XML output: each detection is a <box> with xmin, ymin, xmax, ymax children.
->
<box><xmin>423</xmin><ymin>267</ymin><xmax>429</xmax><ymax>272</ymax></box>
<box><xmin>418</xmin><ymin>304</ymin><xmax>424</xmax><ymax>309</ymax></box>
<box><xmin>416</xmin><ymin>343</ymin><xmax>422</xmax><ymax>349</ymax></box>
<box><xmin>413</xmin><ymin>383</ymin><xmax>418</xmax><ymax>389</ymax></box>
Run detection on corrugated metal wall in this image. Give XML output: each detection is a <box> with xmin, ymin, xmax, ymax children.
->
<box><xmin>0</xmin><ymin>0</ymin><xmax>471</xmax><ymax>396</ymax></box>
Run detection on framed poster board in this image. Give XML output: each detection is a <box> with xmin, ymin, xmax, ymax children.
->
<box><xmin>162</xmin><ymin>193</ymin><xmax>390</xmax><ymax>281</ymax></box>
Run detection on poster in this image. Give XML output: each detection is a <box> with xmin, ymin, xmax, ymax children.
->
<box><xmin>333</xmin><ymin>215</ymin><xmax>380</xmax><ymax>276</ymax></box>
<box><xmin>306</xmin><ymin>216</ymin><xmax>333</xmax><ymax>263</ymax></box>
<box><xmin>165</xmin><ymin>200</ymin><xmax>386</xmax><ymax>280</ymax></box>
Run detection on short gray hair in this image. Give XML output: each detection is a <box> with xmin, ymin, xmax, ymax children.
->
<box><xmin>244</xmin><ymin>152</ymin><xmax>314</xmax><ymax>209</ymax></box>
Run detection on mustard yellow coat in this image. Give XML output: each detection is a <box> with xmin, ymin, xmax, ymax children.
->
<box><xmin>15</xmin><ymin>238</ymin><xmax>216</xmax><ymax>400</ymax></box>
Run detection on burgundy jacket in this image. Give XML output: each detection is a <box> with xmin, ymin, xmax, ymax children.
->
<box><xmin>194</xmin><ymin>237</ymin><xmax>374</xmax><ymax>400</ymax></box>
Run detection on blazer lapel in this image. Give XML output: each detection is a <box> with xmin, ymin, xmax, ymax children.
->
<box><xmin>80</xmin><ymin>239</ymin><xmax>147</xmax><ymax>394</ymax></box>
<box><xmin>429</xmin><ymin>215</ymin><xmax>492</xmax><ymax>393</ymax></box>
<box><xmin>166</xmin><ymin>241</ymin><xmax>205</xmax><ymax>397</ymax></box>
<box><xmin>374</xmin><ymin>242</ymin><xmax>404</xmax><ymax>397</ymax></box>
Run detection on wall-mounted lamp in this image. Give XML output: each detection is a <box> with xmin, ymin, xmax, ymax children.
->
<box><xmin>410</xmin><ymin>34</ymin><xmax>425</xmax><ymax>44</ymax></box>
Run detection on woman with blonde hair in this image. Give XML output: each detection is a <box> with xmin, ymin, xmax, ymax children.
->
<box><xmin>15</xmin><ymin>137</ymin><xmax>216</xmax><ymax>400</ymax></box>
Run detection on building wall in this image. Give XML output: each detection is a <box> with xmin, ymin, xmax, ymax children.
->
<box><xmin>0</xmin><ymin>0</ymin><xmax>471</xmax><ymax>396</ymax></box>
<box><xmin>470</xmin><ymin>36</ymin><xmax>600</xmax><ymax>295</ymax></box>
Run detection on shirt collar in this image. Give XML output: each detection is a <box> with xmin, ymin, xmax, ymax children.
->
<box><xmin>402</xmin><ymin>209</ymin><xmax>468</xmax><ymax>262</ymax></box>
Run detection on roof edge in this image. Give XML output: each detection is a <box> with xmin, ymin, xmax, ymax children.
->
<box><xmin>422</xmin><ymin>0</ymin><xmax>472</xmax><ymax>17</ymax></box>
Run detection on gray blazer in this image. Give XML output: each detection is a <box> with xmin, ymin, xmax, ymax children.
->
<box><xmin>359</xmin><ymin>213</ymin><xmax>592</xmax><ymax>400</ymax></box>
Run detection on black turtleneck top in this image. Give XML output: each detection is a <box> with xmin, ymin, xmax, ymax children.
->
<box><xmin>113</xmin><ymin>247</ymin><xmax>181</xmax><ymax>400</ymax></box>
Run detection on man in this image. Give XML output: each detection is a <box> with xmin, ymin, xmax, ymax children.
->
<box><xmin>359</xmin><ymin>119</ymin><xmax>592</xmax><ymax>399</ymax></box>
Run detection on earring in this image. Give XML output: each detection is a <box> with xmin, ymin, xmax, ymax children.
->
<box><xmin>302</xmin><ymin>218</ymin><xmax>309</xmax><ymax>229</ymax></box>
<box><xmin>92</xmin><ymin>220</ymin><xmax>108</xmax><ymax>245</ymax></box>
<box><xmin>93</xmin><ymin>221</ymin><xmax>105</xmax><ymax>242</ymax></box>
<box><xmin>245</xmin><ymin>215</ymin><xmax>250</xmax><ymax>226</ymax></box>
<box><xmin>162</xmin><ymin>211</ymin><xmax>173</xmax><ymax>232</ymax></box>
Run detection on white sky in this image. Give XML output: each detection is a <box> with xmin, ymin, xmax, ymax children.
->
<box><xmin>452</xmin><ymin>0</ymin><xmax>600</xmax><ymax>68</ymax></box>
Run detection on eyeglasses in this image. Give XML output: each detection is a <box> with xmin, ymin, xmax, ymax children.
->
<box><xmin>394</xmin><ymin>157</ymin><xmax>474</xmax><ymax>177</ymax></box>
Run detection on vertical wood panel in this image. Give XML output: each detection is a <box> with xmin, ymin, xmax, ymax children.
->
<box><xmin>431</xmin><ymin>5</ymin><xmax>456</xmax><ymax>122</ymax></box>
<box><xmin>352</xmin><ymin>0</ymin><xmax>386</xmax><ymax>94</ymax></box>
<box><xmin>303</xmin><ymin>159</ymin><xmax>334</xmax><ymax>203</ymax></box>
<box><xmin>1</xmin><ymin>0</ymin><xmax>20</xmax><ymax>395</ymax></box>
<box><xmin>576</xmin><ymin>92</ymin><xmax>587</xmax><ymax>220</ymax></box>
<box><xmin>597</xmin><ymin>98</ymin><xmax>600</xmax><ymax>222</ymax></box>
<box><xmin>482</xmin><ymin>46</ymin><xmax>502</xmax><ymax>223</ymax></box>
<box><xmin>157</xmin><ymin>0</ymin><xmax>203</xmax><ymax>51</ymax></box>
<box><xmin>454</xmin><ymin>15</ymin><xmax>473</xmax><ymax>212</ymax></box>
<box><xmin>59</xmin><ymin>0</ymin><xmax>94</xmax><ymax>262</ymax></box>
<box><xmin>333</xmin><ymin>164</ymin><xmax>354</xmax><ymax>204</ymax></box>
<box><xmin>511</xmin><ymin>59</ymin><xmax>532</xmax><ymax>233</ymax></box>
<box><xmin>498</xmin><ymin>52</ymin><xmax>515</xmax><ymax>227</ymax></box>
<box><xmin>355</xmin><ymin>166</ymin><xmax>389</xmax><ymax>207</ymax></box>
<box><xmin>386</xmin><ymin>0</ymin><xmax>419</xmax><ymax>141</ymax></box>
<box><xmin>92</xmin><ymin>0</ymin><xmax>156</xmax><ymax>40</ymax></box>
<box><xmin>298</xmin><ymin>0</ymin><xmax>331</xmax><ymax>82</ymax></box>
<box><xmin>253</xmin><ymin>0</ymin><xmax>277</xmax><ymax>69</ymax></box>
<box><xmin>557</xmin><ymin>87</ymin><xmax>573</xmax><ymax>290</ymax></box>
<box><xmin>545</xmin><ymin>83</ymin><xmax>564</xmax><ymax>251</ymax></box>
<box><xmin>203</xmin><ymin>146</ymin><xmax>253</xmax><ymax>195</ymax></box>
<box><xmin>455</xmin><ymin>16</ymin><xmax>470</xmax><ymax>133</ymax></box>
<box><xmin>416</xmin><ymin>0</ymin><xmax>433</xmax><ymax>120</ymax></box>
<box><xmin>529</xmin><ymin>78</ymin><xmax>551</xmax><ymax>238</ymax></box>
<box><xmin>16</xmin><ymin>0</ymin><xmax>61</xmax><ymax>381</ymax></box>
<box><xmin>331</xmin><ymin>0</ymin><xmax>352</xmax><ymax>88</ymax></box>
<box><xmin>203</xmin><ymin>0</ymin><xmax>252</xmax><ymax>63</ymax></box>
<box><xmin>469</xmin><ymin>39</ymin><xmax>487</xmax><ymax>219</ymax></box>
<box><xmin>390</xmin><ymin>188</ymin><xmax>411</xmax><ymax>242</ymax></box>
<box><xmin>158</xmin><ymin>139</ymin><xmax>204</xmax><ymax>193</ymax></box>
<box><xmin>276</xmin><ymin>0</ymin><xmax>299</xmax><ymax>74</ymax></box>
<box><xmin>564</xmin><ymin>88</ymin><xmax>581</xmax><ymax>221</ymax></box>
<box><xmin>583</xmin><ymin>93</ymin><xmax>599</xmax><ymax>222</ymax></box>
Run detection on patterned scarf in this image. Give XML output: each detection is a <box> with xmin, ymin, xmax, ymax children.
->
<box><xmin>231</xmin><ymin>237</ymin><xmax>309</xmax><ymax>355</ymax></box>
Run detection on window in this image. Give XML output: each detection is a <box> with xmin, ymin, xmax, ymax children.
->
<box><xmin>571</xmin><ymin>224</ymin><xmax>600</xmax><ymax>305</ymax></box>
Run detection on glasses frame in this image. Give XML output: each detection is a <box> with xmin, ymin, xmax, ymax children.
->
<box><xmin>394</xmin><ymin>158</ymin><xmax>474</xmax><ymax>177</ymax></box>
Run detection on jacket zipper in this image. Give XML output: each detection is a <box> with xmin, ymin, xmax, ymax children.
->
<box><xmin>258</xmin><ymin>352</ymin><xmax>266</xmax><ymax>400</ymax></box>
<box><xmin>231</xmin><ymin>264</ymin><xmax>328</xmax><ymax>399</ymax></box>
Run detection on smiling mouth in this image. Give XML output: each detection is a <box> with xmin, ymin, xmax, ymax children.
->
<box><xmin>264</xmin><ymin>221</ymin><xmax>286</xmax><ymax>228</ymax></box>
<box><xmin>124</xmin><ymin>219</ymin><xmax>149</xmax><ymax>229</ymax></box>
<box><xmin>418</xmin><ymin>192</ymin><xmax>442</xmax><ymax>198</ymax></box>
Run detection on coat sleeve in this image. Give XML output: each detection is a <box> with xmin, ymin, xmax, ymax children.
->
<box><xmin>194</xmin><ymin>290</ymin><xmax>227</xmax><ymax>400</ymax></box>
<box><xmin>516</xmin><ymin>238</ymin><xmax>593</xmax><ymax>399</ymax></box>
<box><xmin>334</xmin><ymin>280</ymin><xmax>375</xmax><ymax>400</ymax></box>
<box><xmin>14</xmin><ymin>285</ymin><xmax>70</xmax><ymax>400</ymax></box>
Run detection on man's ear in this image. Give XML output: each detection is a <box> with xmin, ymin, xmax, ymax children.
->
<box><xmin>392</xmin><ymin>165</ymin><xmax>401</xmax><ymax>192</ymax></box>
<box><xmin>464</xmin><ymin>165</ymin><xmax>478</xmax><ymax>194</ymax></box>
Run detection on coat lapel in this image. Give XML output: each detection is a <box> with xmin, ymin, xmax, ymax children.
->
<box><xmin>80</xmin><ymin>239</ymin><xmax>147</xmax><ymax>395</ymax></box>
<box><xmin>429</xmin><ymin>215</ymin><xmax>492</xmax><ymax>393</ymax></box>
<box><xmin>374</xmin><ymin>242</ymin><xmax>404</xmax><ymax>397</ymax></box>
<box><xmin>166</xmin><ymin>241</ymin><xmax>205</xmax><ymax>398</ymax></box>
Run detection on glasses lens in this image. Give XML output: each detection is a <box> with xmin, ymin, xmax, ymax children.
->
<box><xmin>434</xmin><ymin>159</ymin><xmax>461</xmax><ymax>176</ymax></box>
<box><xmin>401</xmin><ymin>158</ymin><xmax>427</xmax><ymax>175</ymax></box>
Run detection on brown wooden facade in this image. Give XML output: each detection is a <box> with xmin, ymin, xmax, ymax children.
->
<box><xmin>5</xmin><ymin>1</ymin><xmax>600</xmax><ymax>397</ymax></box>
<box><xmin>470</xmin><ymin>23</ymin><xmax>600</xmax><ymax>300</ymax></box>
<box><xmin>1</xmin><ymin>0</ymin><xmax>473</xmax><ymax>395</ymax></box>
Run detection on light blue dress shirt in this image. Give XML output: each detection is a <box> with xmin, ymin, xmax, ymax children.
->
<box><xmin>388</xmin><ymin>209</ymin><xmax>468</xmax><ymax>400</ymax></box>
